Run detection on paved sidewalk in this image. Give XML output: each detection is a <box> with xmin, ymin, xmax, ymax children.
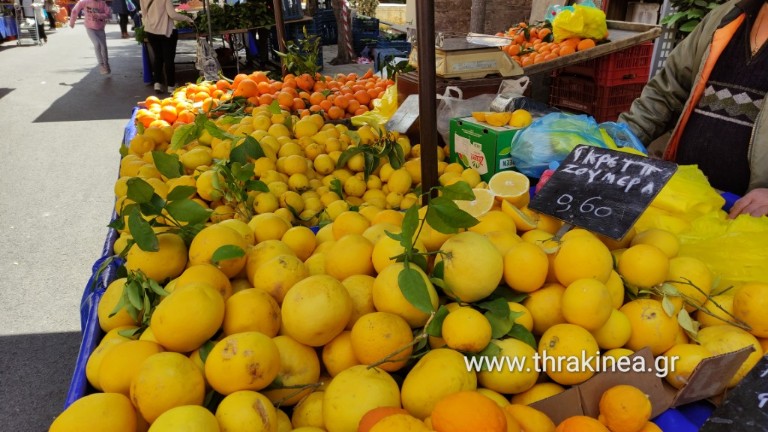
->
<box><xmin>0</xmin><ymin>21</ymin><xmax>377</xmax><ymax>431</ymax></box>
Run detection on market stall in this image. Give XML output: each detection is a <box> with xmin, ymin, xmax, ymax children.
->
<box><xmin>49</xmin><ymin>1</ymin><xmax>768</xmax><ymax>431</ymax></box>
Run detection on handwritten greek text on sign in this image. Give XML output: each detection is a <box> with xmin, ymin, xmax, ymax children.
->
<box><xmin>529</xmin><ymin>145</ymin><xmax>677</xmax><ymax>240</ymax></box>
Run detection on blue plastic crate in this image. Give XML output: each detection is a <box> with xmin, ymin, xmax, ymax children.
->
<box><xmin>374</xmin><ymin>48</ymin><xmax>409</xmax><ymax>72</ymax></box>
<box><xmin>352</xmin><ymin>16</ymin><xmax>379</xmax><ymax>34</ymax></box>
<box><xmin>282</xmin><ymin>0</ymin><xmax>303</xmax><ymax>21</ymax></box>
<box><xmin>353</xmin><ymin>31</ymin><xmax>379</xmax><ymax>57</ymax></box>
<box><xmin>376</xmin><ymin>39</ymin><xmax>411</xmax><ymax>52</ymax></box>
<box><xmin>308</xmin><ymin>15</ymin><xmax>338</xmax><ymax>45</ymax></box>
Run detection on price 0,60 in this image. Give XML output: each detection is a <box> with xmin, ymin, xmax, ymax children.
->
<box><xmin>555</xmin><ymin>194</ymin><xmax>612</xmax><ymax>218</ymax></box>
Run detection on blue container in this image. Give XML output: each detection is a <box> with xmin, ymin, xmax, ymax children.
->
<box><xmin>376</xmin><ymin>39</ymin><xmax>411</xmax><ymax>52</ymax></box>
<box><xmin>352</xmin><ymin>16</ymin><xmax>379</xmax><ymax>34</ymax></box>
<box><xmin>374</xmin><ymin>48</ymin><xmax>409</xmax><ymax>72</ymax></box>
<box><xmin>282</xmin><ymin>0</ymin><xmax>303</xmax><ymax>21</ymax></box>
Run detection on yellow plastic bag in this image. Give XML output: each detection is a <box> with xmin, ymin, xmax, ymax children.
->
<box><xmin>552</xmin><ymin>4</ymin><xmax>609</xmax><ymax>42</ymax></box>
<box><xmin>678</xmin><ymin>213</ymin><xmax>768</xmax><ymax>284</ymax></box>
<box><xmin>351</xmin><ymin>84</ymin><xmax>398</xmax><ymax>128</ymax></box>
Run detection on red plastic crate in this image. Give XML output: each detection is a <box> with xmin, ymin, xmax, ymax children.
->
<box><xmin>549</xmin><ymin>74</ymin><xmax>645</xmax><ymax>122</ymax></box>
<box><xmin>557</xmin><ymin>42</ymin><xmax>653</xmax><ymax>86</ymax></box>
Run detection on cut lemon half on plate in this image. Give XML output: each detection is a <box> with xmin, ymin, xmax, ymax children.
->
<box><xmin>454</xmin><ymin>188</ymin><xmax>495</xmax><ymax>218</ymax></box>
<box><xmin>489</xmin><ymin>171</ymin><xmax>530</xmax><ymax>208</ymax></box>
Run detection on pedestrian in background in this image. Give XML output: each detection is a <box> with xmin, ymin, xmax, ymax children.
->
<box><xmin>111</xmin><ymin>0</ymin><xmax>131</xmax><ymax>38</ymax></box>
<box><xmin>69</xmin><ymin>0</ymin><xmax>111</xmax><ymax>74</ymax></box>
<box><xmin>139</xmin><ymin>0</ymin><xmax>194</xmax><ymax>93</ymax></box>
<box><xmin>44</xmin><ymin>0</ymin><xmax>58</xmax><ymax>30</ymax></box>
<box><xmin>22</xmin><ymin>0</ymin><xmax>47</xmax><ymax>42</ymax></box>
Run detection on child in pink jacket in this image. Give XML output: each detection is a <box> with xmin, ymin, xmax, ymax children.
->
<box><xmin>69</xmin><ymin>0</ymin><xmax>112</xmax><ymax>74</ymax></box>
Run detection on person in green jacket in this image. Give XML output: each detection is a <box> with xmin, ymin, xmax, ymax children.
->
<box><xmin>619</xmin><ymin>0</ymin><xmax>768</xmax><ymax>217</ymax></box>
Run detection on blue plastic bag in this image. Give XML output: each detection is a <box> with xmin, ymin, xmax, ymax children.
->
<box><xmin>509</xmin><ymin>112</ymin><xmax>648</xmax><ymax>178</ymax></box>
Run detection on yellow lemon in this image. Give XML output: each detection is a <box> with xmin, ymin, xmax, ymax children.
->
<box><xmin>523</xmin><ymin>283</ymin><xmax>567</xmax><ymax>335</ymax></box>
<box><xmin>281</xmin><ymin>274</ymin><xmax>353</xmax><ymax>346</ymax></box>
<box><xmin>351</xmin><ymin>311</ymin><xmax>414</xmax><ymax>372</ymax></box>
<box><xmin>97</xmin><ymin>278</ymin><xmax>139</xmax><ymax>332</ymax></box>
<box><xmin>435</xmin><ymin>231</ymin><xmax>504</xmax><ymax>303</ymax></box>
<box><xmin>478</xmin><ymin>338</ymin><xmax>539</xmax><ymax>394</ymax></box>
<box><xmin>175</xmin><ymin>263</ymin><xmax>233</xmax><ymax>301</ymax></box>
<box><xmin>322</xmin><ymin>365</ymin><xmax>401</xmax><ymax>432</ymax></box>
<box><xmin>215</xmin><ymin>391</ymin><xmax>277</xmax><ymax>431</ymax></box>
<box><xmin>401</xmin><ymin>348</ymin><xmax>478</xmax><ymax>419</ymax></box>
<box><xmin>223</xmin><ymin>287</ymin><xmax>281</xmax><ymax>336</ymax></box>
<box><xmin>372</xmin><ymin>262</ymin><xmax>440</xmax><ymax>328</ymax></box>
<box><xmin>148</xmin><ymin>405</ymin><xmax>220</xmax><ymax>431</ymax></box>
<box><xmin>188</xmin><ymin>223</ymin><xmax>248</xmax><ymax>278</ymax></box>
<box><xmin>488</xmin><ymin>171</ymin><xmax>530</xmax><ymax>208</ymax></box>
<box><xmin>503</xmin><ymin>241</ymin><xmax>549</xmax><ymax>293</ymax></box>
<box><xmin>662</xmin><ymin>344</ymin><xmax>713</xmax><ymax>389</ymax></box>
<box><xmin>441</xmin><ymin>307</ymin><xmax>492</xmax><ymax>353</ymax></box>
<box><xmin>130</xmin><ymin>352</ymin><xmax>206</xmax><ymax>423</ymax></box>
<box><xmin>591</xmin><ymin>309</ymin><xmax>632</xmax><ymax>350</ymax></box>
<box><xmin>553</xmin><ymin>233</ymin><xmax>613</xmax><ymax>286</ymax></box>
<box><xmin>50</xmin><ymin>393</ymin><xmax>136</xmax><ymax>432</ymax></box>
<box><xmin>204</xmin><ymin>332</ymin><xmax>281</xmax><ymax>394</ymax></box>
<box><xmin>620</xmin><ymin>299</ymin><xmax>679</xmax><ymax>356</ymax></box>
<box><xmin>99</xmin><ymin>340</ymin><xmax>164</xmax><ymax>396</ymax></box>
<box><xmin>125</xmin><ymin>233</ymin><xmax>188</xmax><ymax>282</ymax></box>
<box><xmin>325</xmin><ymin>234</ymin><xmax>375</xmax><ymax>281</ymax></box>
<box><xmin>618</xmin><ymin>244</ymin><xmax>670</xmax><ymax>290</ymax></box>
<box><xmin>732</xmin><ymin>282</ymin><xmax>768</xmax><ymax>338</ymax></box>
<box><xmin>561</xmin><ymin>278</ymin><xmax>613</xmax><ymax>331</ymax></box>
<box><xmin>263</xmin><ymin>335</ymin><xmax>322</xmax><ymax>406</ymax></box>
<box><xmin>538</xmin><ymin>323</ymin><xmax>600</xmax><ymax>385</ymax></box>
<box><xmin>322</xmin><ymin>330</ymin><xmax>361</xmax><ymax>377</ymax></box>
<box><xmin>150</xmin><ymin>284</ymin><xmax>224</xmax><ymax>353</ymax></box>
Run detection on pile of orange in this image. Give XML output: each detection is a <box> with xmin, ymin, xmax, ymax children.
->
<box><xmin>497</xmin><ymin>22</ymin><xmax>599</xmax><ymax>67</ymax></box>
<box><xmin>133</xmin><ymin>69</ymin><xmax>395</xmax><ymax>129</ymax></box>
<box><xmin>230</xmin><ymin>70</ymin><xmax>393</xmax><ymax>121</ymax></box>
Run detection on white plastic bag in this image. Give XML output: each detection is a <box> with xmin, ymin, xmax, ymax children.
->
<box><xmin>436</xmin><ymin>86</ymin><xmax>496</xmax><ymax>145</ymax></box>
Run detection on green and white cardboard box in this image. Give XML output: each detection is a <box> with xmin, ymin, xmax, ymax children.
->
<box><xmin>448</xmin><ymin>116</ymin><xmax>521</xmax><ymax>182</ymax></box>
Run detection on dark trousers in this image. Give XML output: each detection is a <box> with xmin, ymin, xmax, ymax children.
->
<box><xmin>118</xmin><ymin>13</ymin><xmax>129</xmax><ymax>34</ymax></box>
<box><xmin>147</xmin><ymin>30</ymin><xmax>179</xmax><ymax>87</ymax></box>
<box><xmin>37</xmin><ymin>23</ymin><xmax>46</xmax><ymax>41</ymax></box>
<box><xmin>47</xmin><ymin>11</ymin><xmax>56</xmax><ymax>29</ymax></box>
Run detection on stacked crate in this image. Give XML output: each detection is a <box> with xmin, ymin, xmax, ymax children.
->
<box><xmin>549</xmin><ymin>42</ymin><xmax>653</xmax><ymax>122</ymax></box>
<box><xmin>269</xmin><ymin>21</ymin><xmax>324</xmax><ymax>69</ymax></box>
<box><xmin>308</xmin><ymin>9</ymin><xmax>338</xmax><ymax>45</ymax></box>
<box><xmin>352</xmin><ymin>16</ymin><xmax>380</xmax><ymax>57</ymax></box>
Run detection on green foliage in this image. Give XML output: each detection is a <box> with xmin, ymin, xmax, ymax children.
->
<box><xmin>194</xmin><ymin>1</ymin><xmax>274</xmax><ymax>33</ymax></box>
<box><xmin>351</xmin><ymin>0</ymin><xmax>379</xmax><ymax>18</ymax></box>
<box><xmin>660</xmin><ymin>0</ymin><xmax>728</xmax><ymax>35</ymax></box>
<box><xmin>336</xmin><ymin>126</ymin><xmax>405</xmax><ymax>181</ymax></box>
<box><xmin>111</xmin><ymin>270</ymin><xmax>169</xmax><ymax>337</ymax></box>
<box><xmin>383</xmin><ymin>59</ymin><xmax>415</xmax><ymax>81</ymax></box>
<box><xmin>275</xmin><ymin>27</ymin><xmax>322</xmax><ymax>76</ymax></box>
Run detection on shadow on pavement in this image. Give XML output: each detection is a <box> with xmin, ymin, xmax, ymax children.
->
<box><xmin>35</xmin><ymin>41</ymin><xmax>151</xmax><ymax>123</ymax></box>
<box><xmin>0</xmin><ymin>331</ymin><xmax>81</xmax><ymax>432</ymax></box>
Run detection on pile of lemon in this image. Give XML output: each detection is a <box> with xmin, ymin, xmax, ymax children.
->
<box><xmin>49</xmin><ymin>90</ymin><xmax>768</xmax><ymax>432</ymax></box>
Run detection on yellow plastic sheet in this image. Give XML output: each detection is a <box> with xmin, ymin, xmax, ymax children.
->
<box><xmin>552</xmin><ymin>4</ymin><xmax>609</xmax><ymax>42</ymax></box>
<box><xmin>351</xmin><ymin>84</ymin><xmax>398</xmax><ymax>128</ymax></box>
<box><xmin>634</xmin><ymin>165</ymin><xmax>768</xmax><ymax>284</ymax></box>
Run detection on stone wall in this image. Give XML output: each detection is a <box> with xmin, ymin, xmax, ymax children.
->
<box><xmin>432</xmin><ymin>0</ymin><xmax>532</xmax><ymax>34</ymax></box>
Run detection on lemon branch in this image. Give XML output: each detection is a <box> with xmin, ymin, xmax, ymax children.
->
<box><xmin>659</xmin><ymin>279</ymin><xmax>751</xmax><ymax>331</ymax></box>
<box><xmin>269</xmin><ymin>382</ymin><xmax>325</xmax><ymax>408</ymax></box>
<box><xmin>367</xmin><ymin>312</ymin><xmax>436</xmax><ymax>370</ymax></box>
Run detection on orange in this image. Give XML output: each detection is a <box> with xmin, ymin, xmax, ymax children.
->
<box><xmin>277</xmin><ymin>91</ymin><xmax>294</xmax><ymax>109</ymax></box>
<box><xmin>234</xmin><ymin>78</ymin><xmax>258</xmax><ymax>98</ymax></box>
<box><xmin>431</xmin><ymin>391</ymin><xmax>507</xmax><ymax>432</ymax></box>
<box><xmin>577</xmin><ymin>38</ymin><xmax>596</xmax><ymax>51</ymax></box>
<box><xmin>328</xmin><ymin>106</ymin><xmax>345</xmax><ymax>120</ymax></box>
<box><xmin>556</xmin><ymin>416</ymin><xmax>610</xmax><ymax>432</ymax></box>
<box><xmin>358</xmin><ymin>407</ymin><xmax>410</xmax><ymax>432</ymax></box>
<box><xmin>598</xmin><ymin>385</ymin><xmax>651</xmax><ymax>432</ymax></box>
<box><xmin>159</xmin><ymin>105</ymin><xmax>177</xmax><ymax>124</ymax></box>
<box><xmin>310</xmin><ymin>91</ymin><xmax>326</xmax><ymax>106</ymax></box>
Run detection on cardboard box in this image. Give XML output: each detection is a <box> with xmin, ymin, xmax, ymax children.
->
<box><xmin>449</xmin><ymin>117</ymin><xmax>520</xmax><ymax>182</ymax></box>
<box><xmin>530</xmin><ymin>347</ymin><xmax>754</xmax><ymax>426</ymax></box>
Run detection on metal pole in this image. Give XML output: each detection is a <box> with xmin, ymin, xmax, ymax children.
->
<box><xmin>469</xmin><ymin>0</ymin><xmax>486</xmax><ymax>33</ymax></box>
<box><xmin>416</xmin><ymin>0</ymin><xmax>439</xmax><ymax>202</ymax></box>
<box><xmin>272</xmin><ymin>0</ymin><xmax>288</xmax><ymax>76</ymax></box>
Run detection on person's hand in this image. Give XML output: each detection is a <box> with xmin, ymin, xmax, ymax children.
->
<box><xmin>728</xmin><ymin>188</ymin><xmax>768</xmax><ymax>218</ymax></box>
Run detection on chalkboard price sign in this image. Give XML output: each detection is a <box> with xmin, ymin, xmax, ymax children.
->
<box><xmin>701</xmin><ymin>354</ymin><xmax>768</xmax><ymax>431</ymax></box>
<box><xmin>529</xmin><ymin>145</ymin><xmax>677</xmax><ymax>240</ymax></box>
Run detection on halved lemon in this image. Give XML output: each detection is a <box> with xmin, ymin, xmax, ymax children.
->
<box><xmin>501</xmin><ymin>201</ymin><xmax>538</xmax><ymax>232</ymax></box>
<box><xmin>454</xmin><ymin>188</ymin><xmax>495</xmax><ymax>218</ymax></box>
<box><xmin>489</xmin><ymin>171</ymin><xmax>531</xmax><ymax>208</ymax></box>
